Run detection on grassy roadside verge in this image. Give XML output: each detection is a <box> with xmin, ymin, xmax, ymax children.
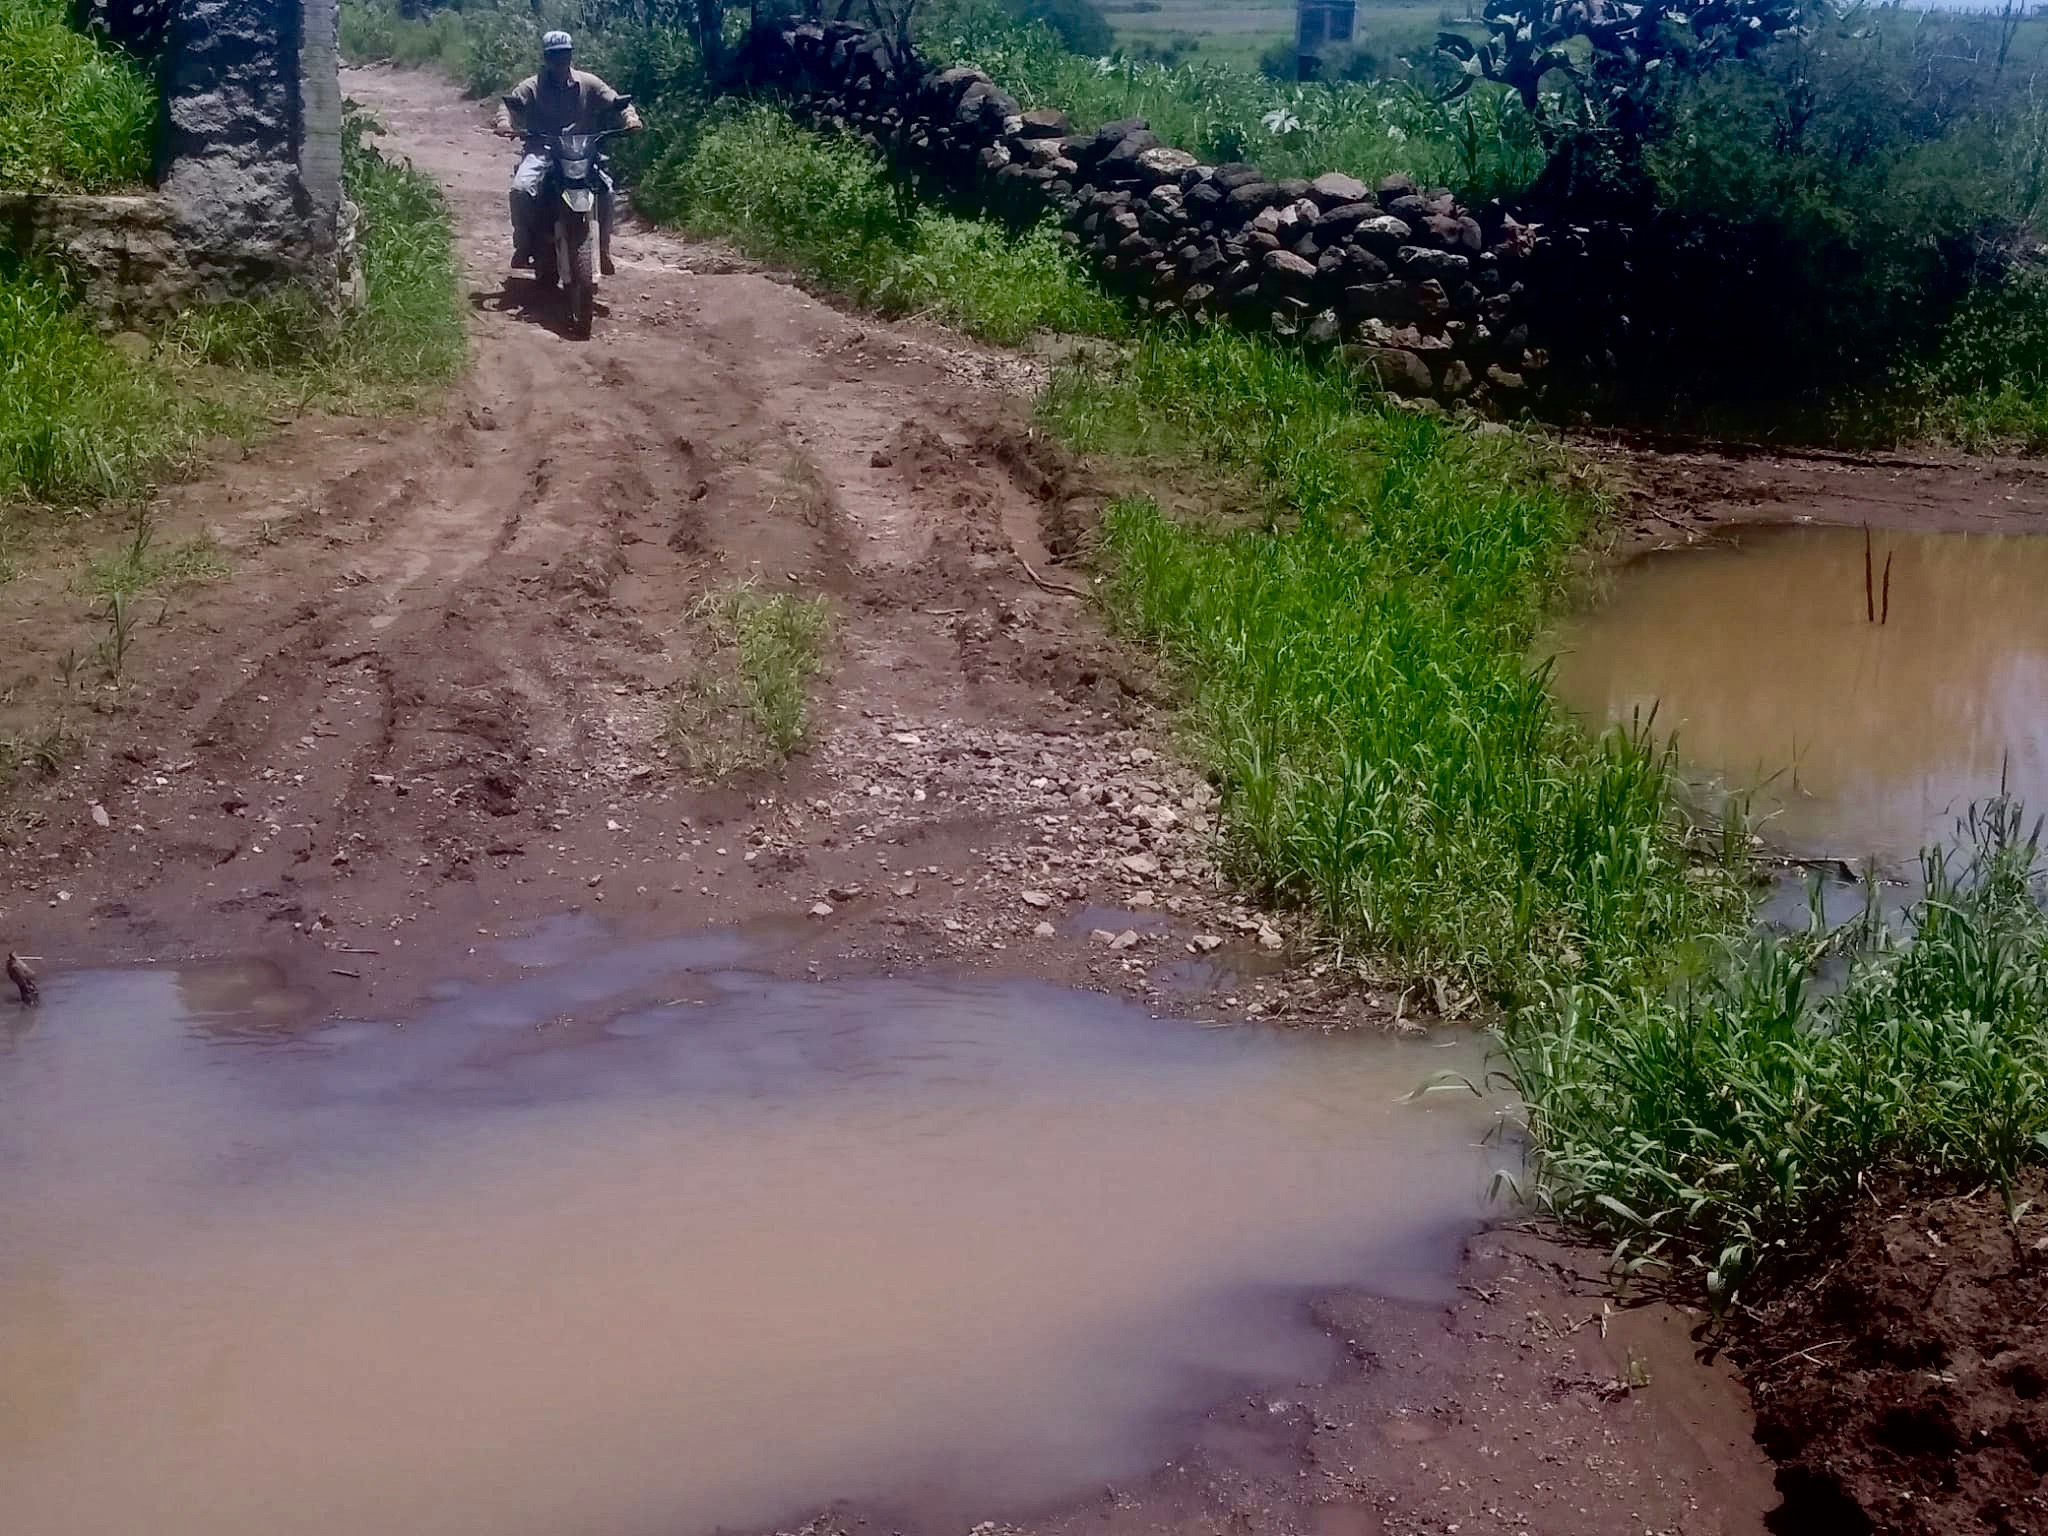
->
<box><xmin>635</xmin><ymin>104</ymin><xmax>1124</xmax><ymax>346</ymax></box>
<box><xmin>1</xmin><ymin>110</ymin><xmax>465</xmax><ymax>510</ymax></box>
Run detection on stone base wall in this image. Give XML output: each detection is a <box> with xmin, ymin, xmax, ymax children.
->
<box><xmin>159</xmin><ymin>0</ymin><xmax>347</xmax><ymax>300</ymax></box>
<box><xmin>747</xmin><ymin>21</ymin><xmax>1548</xmax><ymax>404</ymax></box>
<box><xmin>0</xmin><ymin>193</ymin><xmax>186</xmax><ymax>324</ymax></box>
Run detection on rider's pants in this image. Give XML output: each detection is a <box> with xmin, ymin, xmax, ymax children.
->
<box><xmin>509</xmin><ymin>154</ymin><xmax>615</xmax><ymax>259</ymax></box>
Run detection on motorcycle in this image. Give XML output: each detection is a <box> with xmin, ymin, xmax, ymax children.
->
<box><xmin>507</xmin><ymin>96</ymin><xmax>633</xmax><ymax>337</ymax></box>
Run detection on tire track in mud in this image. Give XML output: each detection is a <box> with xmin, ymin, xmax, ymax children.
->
<box><xmin>0</xmin><ymin>62</ymin><xmax>1103</xmax><ymax>964</ymax></box>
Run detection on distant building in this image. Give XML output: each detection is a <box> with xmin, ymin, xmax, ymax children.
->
<box><xmin>1295</xmin><ymin>0</ymin><xmax>1358</xmax><ymax>77</ymax></box>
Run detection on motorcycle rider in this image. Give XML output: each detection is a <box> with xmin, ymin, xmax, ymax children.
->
<box><xmin>493</xmin><ymin>31</ymin><xmax>642</xmax><ymax>277</ymax></box>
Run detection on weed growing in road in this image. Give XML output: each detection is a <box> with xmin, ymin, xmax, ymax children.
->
<box><xmin>668</xmin><ymin>584</ymin><xmax>834</xmax><ymax>777</ymax></box>
<box><xmin>0</xmin><ymin>719</ymin><xmax>76</xmax><ymax>788</ymax></box>
<box><xmin>0</xmin><ymin>0</ymin><xmax>156</xmax><ymax>192</ymax></box>
<box><xmin>1047</xmin><ymin>328</ymin><xmax>1739</xmax><ymax>1004</ymax></box>
<box><xmin>80</xmin><ymin>510</ymin><xmax>228</xmax><ymax>605</ymax></box>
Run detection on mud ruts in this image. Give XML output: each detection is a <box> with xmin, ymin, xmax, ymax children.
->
<box><xmin>745</xmin><ymin>20</ymin><xmax>1546</xmax><ymax>404</ymax></box>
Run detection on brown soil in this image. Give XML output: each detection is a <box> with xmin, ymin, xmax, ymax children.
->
<box><xmin>1603</xmin><ymin>436</ymin><xmax>2048</xmax><ymax>554</ymax></box>
<box><xmin>1737</xmin><ymin>1178</ymin><xmax>2048</xmax><ymax>1536</ymax></box>
<box><xmin>24</xmin><ymin>61</ymin><xmax>2048</xmax><ymax>1536</ymax></box>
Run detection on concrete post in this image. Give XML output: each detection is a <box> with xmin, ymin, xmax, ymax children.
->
<box><xmin>157</xmin><ymin>0</ymin><xmax>345</xmax><ymax>299</ymax></box>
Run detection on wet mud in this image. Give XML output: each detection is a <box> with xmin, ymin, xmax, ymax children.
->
<box><xmin>1738</xmin><ymin>1176</ymin><xmax>2048</xmax><ymax>1536</ymax></box>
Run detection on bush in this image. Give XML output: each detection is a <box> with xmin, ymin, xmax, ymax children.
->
<box><xmin>0</xmin><ymin>0</ymin><xmax>157</xmax><ymax>192</ymax></box>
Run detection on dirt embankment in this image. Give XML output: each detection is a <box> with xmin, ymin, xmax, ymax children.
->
<box><xmin>1603</xmin><ymin>434</ymin><xmax>2048</xmax><ymax>554</ymax></box>
<box><xmin>14</xmin><ymin>61</ymin><xmax>2048</xmax><ymax>1536</ymax></box>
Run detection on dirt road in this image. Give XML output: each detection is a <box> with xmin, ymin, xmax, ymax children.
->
<box><xmin>0</xmin><ymin>66</ymin><xmax>1788</xmax><ymax>1536</ymax></box>
<box><xmin>4</xmin><ymin>64</ymin><xmax>1204</xmax><ymax>1011</ymax></box>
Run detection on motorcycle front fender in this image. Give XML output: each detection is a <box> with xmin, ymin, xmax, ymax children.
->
<box><xmin>561</xmin><ymin>188</ymin><xmax>596</xmax><ymax>215</ymax></box>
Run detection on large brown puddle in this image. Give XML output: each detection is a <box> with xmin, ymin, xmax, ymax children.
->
<box><xmin>1550</xmin><ymin>525</ymin><xmax>2048</xmax><ymax>859</ymax></box>
<box><xmin>0</xmin><ymin>937</ymin><xmax>1495</xmax><ymax>1536</ymax></box>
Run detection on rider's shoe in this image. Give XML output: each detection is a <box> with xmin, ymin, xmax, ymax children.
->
<box><xmin>511</xmin><ymin>250</ymin><xmax>535</xmax><ymax>269</ymax></box>
<box><xmin>600</xmin><ymin>252</ymin><xmax>617</xmax><ymax>277</ymax></box>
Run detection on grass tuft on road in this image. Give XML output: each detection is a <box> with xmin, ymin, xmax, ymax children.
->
<box><xmin>668</xmin><ymin>584</ymin><xmax>834</xmax><ymax>778</ymax></box>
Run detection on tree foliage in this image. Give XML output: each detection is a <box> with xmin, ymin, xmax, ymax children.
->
<box><xmin>1437</xmin><ymin>0</ymin><xmax>1809</xmax><ymax>140</ymax></box>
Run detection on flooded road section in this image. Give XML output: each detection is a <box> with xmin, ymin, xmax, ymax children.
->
<box><xmin>0</xmin><ymin>941</ymin><xmax>1495</xmax><ymax>1536</ymax></box>
<box><xmin>1550</xmin><ymin>525</ymin><xmax>2048</xmax><ymax>859</ymax></box>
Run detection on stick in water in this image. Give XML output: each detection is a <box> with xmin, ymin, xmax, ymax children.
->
<box><xmin>1864</xmin><ymin>525</ymin><xmax>1875</xmax><ymax>623</ymax></box>
<box><xmin>6</xmin><ymin>953</ymin><xmax>37</xmax><ymax>1006</ymax></box>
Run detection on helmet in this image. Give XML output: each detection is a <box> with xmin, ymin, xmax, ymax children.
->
<box><xmin>541</xmin><ymin>29</ymin><xmax>573</xmax><ymax>52</ymax></box>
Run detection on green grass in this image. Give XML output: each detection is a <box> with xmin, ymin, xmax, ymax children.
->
<box><xmin>80</xmin><ymin>507</ymin><xmax>228</xmax><ymax>603</ymax></box>
<box><xmin>1512</xmin><ymin>804</ymin><xmax>2048</xmax><ymax>1303</ymax></box>
<box><xmin>1048</xmin><ymin>328</ymin><xmax>1740</xmax><ymax>1005</ymax></box>
<box><xmin>641</xmin><ymin>104</ymin><xmax>1126</xmax><ymax>344</ymax></box>
<box><xmin>926</xmin><ymin>0</ymin><xmax>1542</xmax><ymax>201</ymax></box>
<box><xmin>0</xmin><ymin>718</ymin><xmax>78</xmax><ymax>788</ymax></box>
<box><xmin>0</xmin><ymin>110</ymin><xmax>465</xmax><ymax>507</ymax></box>
<box><xmin>0</xmin><ymin>0</ymin><xmax>157</xmax><ymax>192</ymax></box>
<box><xmin>668</xmin><ymin>584</ymin><xmax>835</xmax><ymax>777</ymax></box>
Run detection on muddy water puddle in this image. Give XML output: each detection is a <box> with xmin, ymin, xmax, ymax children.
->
<box><xmin>0</xmin><ymin>943</ymin><xmax>1495</xmax><ymax>1536</ymax></box>
<box><xmin>1550</xmin><ymin>525</ymin><xmax>2048</xmax><ymax>859</ymax></box>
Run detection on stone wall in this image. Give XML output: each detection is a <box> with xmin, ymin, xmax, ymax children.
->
<box><xmin>745</xmin><ymin>21</ymin><xmax>1547</xmax><ymax>404</ymax></box>
<box><xmin>5</xmin><ymin>0</ymin><xmax>347</xmax><ymax>321</ymax></box>
<box><xmin>0</xmin><ymin>193</ymin><xmax>185</xmax><ymax>324</ymax></box>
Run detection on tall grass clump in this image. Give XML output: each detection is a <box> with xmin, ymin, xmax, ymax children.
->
<box><xmin>1047</xmin><ymin>327</ymin><xmax>1737</xmax><ymax>1002</ymax></box>
<box><xmin>646</xmin><ymin>104</ymin><xmax>1123</xmax><ymax>343</ymax></box>
<box><xmin>0</xmin><ymin>0</ymin><xmax>157</xmax><ymax>192</ymax></box>
<box><xmin>0</xmin><ymin>269</ymin><xmax>232</xmax><ymax>504</ymax></box>
<box><xmin>1513</xmin><ymin>801</ymin><xmax>2048</xmax><ymax>1302</ymax></box>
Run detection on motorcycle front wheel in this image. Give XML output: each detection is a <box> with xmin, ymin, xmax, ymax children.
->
<box><xmin>562</xmin><ymin>212</ymin><xmax>595</xmax><ymax>339</ymax></box>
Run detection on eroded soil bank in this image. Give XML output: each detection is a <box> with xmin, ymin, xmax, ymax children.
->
<box><xmin>9</xmin><ymin>60</ymin><xmax>2043</xmax><ymax>1536</ymax></box>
